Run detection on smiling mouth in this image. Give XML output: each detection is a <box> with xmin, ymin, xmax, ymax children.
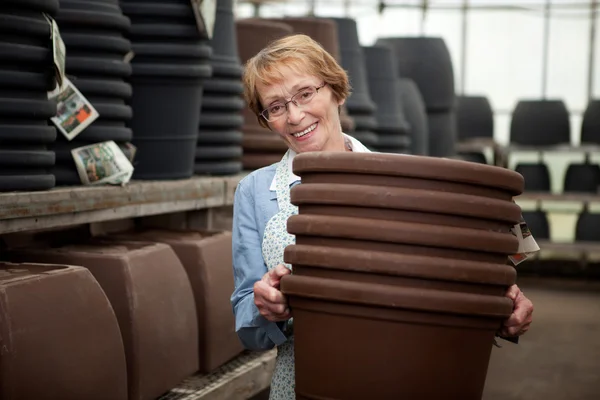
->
<box><xmin>292</xmin><ymin>122</ymin><xmax>317</xmax><ymax>138</ymax></box>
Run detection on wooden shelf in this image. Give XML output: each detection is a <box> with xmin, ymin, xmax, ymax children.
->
<box><xmin>0</xmin><ymin>175</ymin><xmax>245</xmax><ymax>235</ymax></box>
<box><xmin>159</xmin><ymin>350</ymin><xmax>276</xmax><ymax>400</ymax></box>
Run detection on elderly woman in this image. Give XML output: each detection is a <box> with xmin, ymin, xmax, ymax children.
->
<box><xmin>231</xmin><ymin>34</ymin><xmax>534</xmax><ymax>399</ymax></box>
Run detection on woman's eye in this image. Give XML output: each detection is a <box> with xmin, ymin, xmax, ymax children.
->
<box><xmin>270</xmin><ymin>105</ymin><xmax>283</xmax><ymax>113</ymax></box>
<box><xmin>301</xmin><ymin>91</ymin><xmax>313</xmax><ymax>99</ymax></box>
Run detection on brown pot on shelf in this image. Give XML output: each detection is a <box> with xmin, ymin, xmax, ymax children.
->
<box><xmin>2</xmin><ymin>242</ymin><xmax>199</xmax><ymax>400</ymax></box>
<box><xmin>279</xmin><ymin>151</ymin><xmax>524</xmax><ymax>399</ymax></box>
<box><xmin>0</xmin><ymin>262</ymin><xmax>128</xmax><ymax>400</ymax></box>
<box><xmin>108</xmin><ymin>229</ymin><xmax>244</xmax><ymax>373</ymax></box>
<box><xmin>243</xmin><ymin>152</ymin><xmax>285</xmax><ymax>170</ymax></box>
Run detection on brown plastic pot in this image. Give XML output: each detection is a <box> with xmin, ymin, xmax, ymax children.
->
<box><xmin>284</xmin><ymin>243</ymin><xmax>515</xmax><ymax>296</ymax></box>
<box><xmin>110</xmin><ymin>229</ymin><xmax>244</xmax><ymax>373</ymax></box>
<box><xmin>3</xmin><ymin>242</ymin><xmax>199</xmax><ymax>400</ymax></box>
<box><xmin>281</xmin><ymin>274</ymin><xmax>513</xmax><ymax>399</ymax></box>
<box><xmin>290</xmin><ymin>183</ymin><xmax>521</xmax><ymax>232</ymax></box>
<box><xmin>243</xmin><ymin>133</ymin><xmax>288</xmax><ymax>152</ymax></box>
<box><xmin>293</xmin><ymin>152</ymin><xmax>524</xmax><ymax>201</ymax></box>
<box><xmin>243</xmin><ymin>152</ymin><xmax>285</xmax><ymax>170</ymax></box>
<box><xmin>0</xmin><ymin>262</ymin><xmax>127</xmax><ymax>400</ymax></box>
<box><xmin>288</xmin><ymin>214</ymin><xmax>518</xmax><ymax>264</ymax></box>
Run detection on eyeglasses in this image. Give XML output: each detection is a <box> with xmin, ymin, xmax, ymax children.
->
<box><xmin>260</xmin><ymin>83</ymin><xmax>327</xmax><ymax>122</ymax></box>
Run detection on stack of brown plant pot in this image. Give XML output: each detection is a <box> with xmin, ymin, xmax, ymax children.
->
<box><xmin>108</xmin><ymin>229</ymin><xmax>244</xmax><ymax>373</ymax></box>
<box><xmin>236</xmin><ymin>18</ymin><xmax>293</xmax><ymax>170</ymax></box>
<box><xmin>281</xmin><ymin>152</ymin><xmax>525</xmax><ymax>399</ymax></box>
<box><xmin>0</xmin><ymin>262</ymin><xmax>128</xmax><ymax>400</ymax></box>
<box><xmin>268</xmin><ymin>17</ymin><xmax>355</xmax><ymax>134</ymax></box>
<box><xmin>3</xmin><ymin>241</ymin><xmax>198</xmax><ymax>400</ymax></box>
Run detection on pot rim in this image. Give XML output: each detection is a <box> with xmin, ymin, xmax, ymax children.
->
<box><xmin>284</xmin><ymin>244</ymin><xmax>516</xmax><ymax>286</ymax></box>
<box><xmin>291</xmin><ymin>183</ymin><xmax>522</xmax><ymax>224</ymax></box>
<box><xmin>292</xmin><ymin>152</ymin><xmax>524</xmax><ymax>195</ymax></box>
<box><xmin>281</xmin><ymin>275</ymin><xmax>514</xmax><ymax>318</ymax></box>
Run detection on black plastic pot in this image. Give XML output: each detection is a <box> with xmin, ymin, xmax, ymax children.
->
<box><xmin>0</xmin><ymin>125</ymin><xmax>56</xmax><ymax>144</ymax></box>
<box><xmin>194</xmin><ymin>161</ymin><xmax>242</xmax><ymax>176</ymax></box>
<box><xmin>348</xmin><ymin>131</ymin><xmax>377</xmax><ymax>149</ymax></box>
<box><xmin>210</xmin><ymin>0</ymin><xmax>241</xmax><ymax>67</ymax></box>
<box><xmin>201</xmin><ymin>95</ymin><xmax>245</xmax><ymax>112</ymax></box>
<box><xmin>575</xmin><ymin>212</ymin><xmax>600</xmax><ymax>241</ymax></box>
<box><xmin>456</xmin><ymin>96</ymin><xmax>494</xmax><ymax>141</ymax></box>
<box><xmin>0</xmin><ymin>0</ymin><xmax>59</xmax><ymax>15</ymax></box>
<box><xmin>199</xmin><ymin>113</ymin><xmax>245</xmax><ymax>130</ymax></box>
<box><xmin>427</xmin><ymin>111</ymin><xmax>457</xmax><ymax>157</ymax></box>
<box><xmin>132</xmin><ymin>136</ymin><xmax>198</xmax><ymax>180</ymax></box>
<box><xmin>0</xmin><ymin>149</ymin><xmax>54</xmax><ymax>168</ymax></box>
<box><xmin>195</xmin><ymin>146</ymin><xmax>242</xmax><ymax>161</ymax></box>
<box><xmin>0</xmin><ymin>174</ymin><xmax>55</xmax><ymax>191</ymax></box>
<box><xmin>399</xmin><ymin>78</ymin><xmax>429</xmax><ymax>156</ymax></box>
<box><xmin>563</xmin><ymin>164</ymin><xmax>600</xmax><ymax>193</ymax></box>
<box><xmin>581</xmin><ymin>100</ymin><xmax>600</xmax><ymax>145</ymax></box>
<box><xmin>376</xmin><ymin>37</ymin><xmax>456</xmax><ymax>112</ymax></box>
<box><xmin>197</xmin><ymin>130</ymin><xmax>243</xmax><ymax>145</ymax></box>
<box><xmin>514</xmin><ymin>164</ymin><xmax>551</xmax><ymax>192</ymax></box>
<box><xmin>510</xmin><ymin>100</ymin><xmax>570</xmax><ymax>146</ymax></box>
<box><xmin>203</xmin><ymin>78</ymin><xmax>244</xmax><ymax>95</ymax></box>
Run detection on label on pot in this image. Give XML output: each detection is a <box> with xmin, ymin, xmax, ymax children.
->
<box><xmin>48</xmin><ymin>78</ymin><xmax>100</xmax><ymax>141</ymax></box>
<box><xmin>43</xmin><ymin>14</ymin><xmax>66</xmax><ymax>89</ymax></box>
<box><xmin>191</xmin><ymin>0</ymin><xmax>216</xmax><ymax>39</ymax></box>
<box><xmin>509</xmin><ymin>214</ymin><xmax>541</xmax><ymax>266</ymax></box>
<box><xmin>71</xmin><ymin>141</ymin><xmax>134</xmax><ymax>186</ymax></box>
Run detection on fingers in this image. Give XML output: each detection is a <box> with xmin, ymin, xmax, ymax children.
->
<box><xmin>501</xmin><ymin>290</ymin><xmax>534</xmax><ymax>337</ymax></box>
<box><xmin>505</xmin><ymin>284</ymin><xmax>520</xmax><ymax>302</ymax></box>
<box><xmin>263</xmin><ymin>264</ymin><xmax>291</xmax><ymax>289</ymax></box>
<box><xmin>254</xmin><ymin>279</ymin><xmax>291</xmax><ymax>322</ymax></box>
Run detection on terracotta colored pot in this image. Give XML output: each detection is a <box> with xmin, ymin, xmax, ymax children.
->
<box><xmin>243</xmin><ymin>134</ymin><xmax>288</xmax><ymax>152</ymax></box>
<box><xmin>243</xmin><ymin>152</ymin><xmax>285</xmax><ymax>170</ymax></box>
<box><xmin>290</xmin><ymin>183</ymin><xmax>521</xmax><ymax>232</ymax></box>
<box><xmin>281</xmin><ymin>274</ymin><xmax>513</xmax><ymax>399</ymax></box>
<box><xmin>0</xmin><ymin>262</ymin><xmax>127</xmax><ymax>400</ymax></box>
<box><xmin>280</xmin><ymin>151</ymin><xmax>524</xmax><ymax>399</ymax></box>
<box><xmin>3</xmin><ymin>242</ymin><xmax>198</xmax><ymax>400</ymax></box>
<box><xmin>292</xmin><ymin>152</ymin><xmax>523</xmax><ymax>201</ymax></box>
<box><xmin>110</xmin><ymin>230</ymin><xmax>244</xmax><ymax>373</ymax></box>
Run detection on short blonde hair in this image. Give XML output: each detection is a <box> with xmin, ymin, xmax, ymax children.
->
<box><xmin>242</xmin><ymin>34</ymin><xmax>351</xmax><ymax>129</ymax></box>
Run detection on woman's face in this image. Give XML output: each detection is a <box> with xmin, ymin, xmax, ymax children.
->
<box><xmin>256</xmin><ymin>66</ymin><xmax>345</xmax><ymax>154</ymax></box>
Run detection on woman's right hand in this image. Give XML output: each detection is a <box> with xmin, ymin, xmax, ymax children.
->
<box><xmin>253</xmin><ymin>264</ymin><xmax>292</xmax><ymax>322</ymax></box>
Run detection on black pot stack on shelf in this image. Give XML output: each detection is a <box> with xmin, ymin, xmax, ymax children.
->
<box><xmin>329</xmin><ymin>18</ymin><xmax>378</xmax><ymax>149</ymax></box>
<box><xmin>196</xmin><ymin>0</ymin><xmax>243</xmax><ymax>176</ymax></box>
<box><xmin>362</xmin><ymin>45</ymin><xmax>410</xmax><ymax>154</ymax></box>
<box><xmin>50</xmin><ymin>0</ymin><xmax>133</xmax><ymax>185</ymax></box>
<box><xmin>398</xmin><ymin>78</ymin><xmax>429</xmax><ymax>155</ymax></box>
<box><xmin>0</xmin><ymin>0</ymin><xmax>59</xmax><ymax>191</ymax></box>
<box><xmin>376</xmin><ymin>37</ymin><xmax>457</xmax><ymax>157</ymax></box>
<box><xmin>120</xmin><ymin>0</ymin><xmax>212</xmax><ymax>180</ymax></box>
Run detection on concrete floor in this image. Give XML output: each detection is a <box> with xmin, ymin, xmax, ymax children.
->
<box><xmin>483</xmin><ymin>276</ymin><xmax>600</xmax><ymax>400</ymax></box>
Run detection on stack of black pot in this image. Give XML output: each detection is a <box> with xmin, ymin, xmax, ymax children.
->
<box><xmin>50</xmin><ymin>0</ymin><xmax>133</xmax><ymax>185</ymax></box>
<box><xmin>196</xmin><ymin>0</ymin><xmax>244</xmax><ymax>176</ymax></box>
<box><xmin>330</xmin><ymin>18</ymin><xmax>378</xmax><ymax>150</ymax></box>
<box><xmin>377</xmin><ymin>37</ymin><xmax>457</xmax><ymax>158</ymax></box>
<box><xmin>398</xmin><ymin>78</ymin><xmax>429</xmax><ymax>155</ymax></box>
<box><xmin>0</xmin><ymin>0</ymin><xmax>58</xmax><ymax>191</ymax></box>
<box><xmin>120</xmin><ymin>0</ymin><xmax>212</xmax><ymax>180</ymax></box>
<box><xmin>363</xmin><ymin>45</ymin><xmax>410</xmax><ymax>154</ymax></box>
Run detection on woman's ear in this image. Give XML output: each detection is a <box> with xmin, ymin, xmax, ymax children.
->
<box><xmin>337</xmin><ymin>97</ymin><xmax>346</xmax><ymax>107</ymax></box>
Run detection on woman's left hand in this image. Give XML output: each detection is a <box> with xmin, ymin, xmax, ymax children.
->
<box><xmin>499</xmin><ymin>284</ymin><xmax>534</xmax><ymax>337</ymax></box>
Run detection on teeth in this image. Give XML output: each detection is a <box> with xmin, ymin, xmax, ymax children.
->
<box><xmin>293</xmin><ymin>123</ymin><xmax>317</xmax><ymax>138</ymax></box>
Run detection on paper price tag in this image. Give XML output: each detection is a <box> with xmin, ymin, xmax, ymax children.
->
<box><xmin>48</xmin><ymin>77</ymin><xmax>100</xmax><ymax>141</ymax></box>
<box><xmin>43</xmin><ymin>14</ymin><xmax>66</xmax><ymax>89</ymax></box>
<box><xmin>71</xmin><ymin>141</ymin><xmax>134</xmax><ymax>186</ymax></box>
<box><xmin>190</xmin><ymin>0</ymin><xmax>216</xmax><ymax>39</ymax></box>
<box><xmin>508</xmin><ymin>214</ymin><xmax>541</xmax><ymax>266</ymax></box>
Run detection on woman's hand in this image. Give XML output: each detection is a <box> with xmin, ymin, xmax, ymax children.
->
<box><xmin>254</xmin><ymin>264</ymin><xmax>292</xmax><ymax>322</ymax></box>
<box><xmin>499</xmin><ymin>284</ymin><xmax>534</xmax><ymax>337</ymax></box>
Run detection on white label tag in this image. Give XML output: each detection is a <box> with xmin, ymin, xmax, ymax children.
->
<box><xmin>190</xmin><ymin>0</ymin><xmax>216</xmax><ymax>39</ymax></box>
<box><xmin>43</xmin><ymin>14</ymin><xmax>66</xmax><ymax>89</ymax></box>
<box><xmin>48</xmin><ymin>77</ymin><xmax>100</xmax><ymax>141</ymax></box>
<box><xmin>71</xmin><ymin>141</ymin><xmax>134</xmax><ymax>186</ymax></box>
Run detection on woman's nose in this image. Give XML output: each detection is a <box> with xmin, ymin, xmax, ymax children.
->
<box><xmin>286</xmin><ymin>102</ymin><xmax>305</xmax><ymax>124</ymax></box>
